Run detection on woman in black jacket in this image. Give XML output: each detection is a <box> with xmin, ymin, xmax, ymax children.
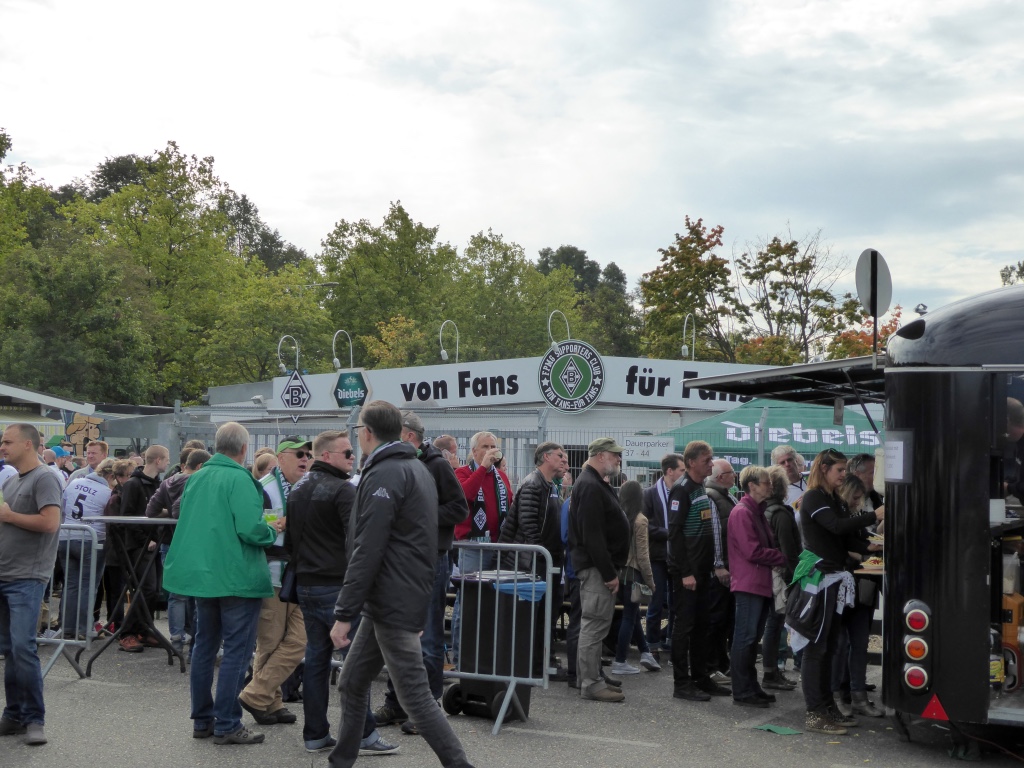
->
<box><xmin>761</xmin><ymin>466</ymin><xmax>801</xmax><ymax>690</ymax></box>
<box><xmin>797</xmin><ymin>449</ymin><xmax>883</xmax><ymax>735</ymax></box>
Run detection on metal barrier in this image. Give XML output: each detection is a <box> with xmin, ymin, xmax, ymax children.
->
<box><xmin>38</xmin><ymin>523</ymin><xmax>102</xmax><ymax>678</ymax></box>
<box><xmin>447</xmin><ymin>541</ymin><xmax>552</xmax><ymax>735</ymax></box>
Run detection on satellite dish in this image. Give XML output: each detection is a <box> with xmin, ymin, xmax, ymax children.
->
<box><xmin>855</xmin><ymin>248</ymin><xmax>893</xmax><ymax>318</ymax></box>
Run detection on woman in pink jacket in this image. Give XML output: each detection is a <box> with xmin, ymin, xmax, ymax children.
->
<box><xmin>727</xmin><ymin>465</ymin><xmax>787</xmax><ymax>709</ymax></box>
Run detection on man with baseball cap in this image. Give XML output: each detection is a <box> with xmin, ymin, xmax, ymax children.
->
<box><xmin>567</xmin><ymin>437</ymin><xmax>631</xmax><ymax>702</ymax></box>
<box><xmin>239</xmin><ymin>435</ymin><xmax>310</xmax><ymax>727</ymax></box>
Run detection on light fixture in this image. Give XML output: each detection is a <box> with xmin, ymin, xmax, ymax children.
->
<box><xmin>251</xmin><ymin>394</ymin><xmax>266</xmax><ymax>406</ymax></box>
<box><xmin>914</xmin><ymin>303</ymin><xmax>928</xmax><ymax>316</ymax></box>
<box><xmin>681</xmin><ymin>312</ymin><xmax>695</xmax><ymax>360</ymax></box>
<box><xmin>332</xmin><ymin>330</ymin><xmax>354</xmax><ymax>371</ymax></box>
<box><xmin>440</xmin><ymin>320</ymin><xmax>459</xmax><ymax>363</ymax></box>
<box><xmin>277</xmin><ymin>335</ymin><xmax>299</xmax><ymax>375</ymax></box>
<box><xmin>548</xmin><ymin>310</ymin><xmax>570</xmax><ymax>351</ymax></box>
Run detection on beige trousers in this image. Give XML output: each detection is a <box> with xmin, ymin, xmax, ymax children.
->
<box><xmin>239</xmin><ymin>590</ymin><xmax>307</xmax><ymax>713</ymax></box>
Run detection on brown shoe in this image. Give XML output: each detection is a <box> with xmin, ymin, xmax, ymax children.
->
<box><xmin>141</xmin><ymin>634</ymin><xmax>162</xmax><ymax>648</ymax></box>
<box><xmin>582</xmin><ymin>684</ymin><xmax>625</xmax><ymax>702</ymax></box>
<box><xmin>119</xmin><ymin>634</ymin><xmax>143</xmax><ymax>653</ymax></box>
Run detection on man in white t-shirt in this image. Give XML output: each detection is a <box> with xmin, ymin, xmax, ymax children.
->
<box><xmin>59</xmin><ymin>463</ymin><xmax>112</xmax><ymax>639</ymax></box>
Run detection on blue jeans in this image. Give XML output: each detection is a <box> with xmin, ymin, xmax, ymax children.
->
<box><xmin>328</xmin><ymin>616</ymin><xmax>473</xmax><ymax>768</ymax></box>
<box><xmin>385</xmin><ymin>552</ymin><xmax>451</xmax><ymax>706</ymax></box>
<box><xmin>0</xmin><ymin>579</ymin><xmax>48</xmax><ymax>725</ymax></box>
<box><xmin>298</xmin><ymin>585</ymin><xmax>376</xmax><ymax>745</ymax></box>
<box><xmin>731</xmin><ymin>592</ymin><xmax>770</xmax><ymax>699</ymax></box>
<box><xmin>761</xmin><ymin>602</ymin><xmax>786</xmax><ymax>672</ymax></box>
<box><xmin>615</xmin><ymin>584</ymin><xmax>650</xmax><ymax>663</ymax></box>
<box><xmin>60</xmin><ymin>538</ymin><xmax>105</xmax><ymax>638</ymax></box>
<box><xmin>191</xmin><ymin>596</ymin><xmax>261</xmax><ymax>736</ymax></box>
<box><xmin>645</xmin><ymin>559</ymin><xmax>674</xmax><ymax>649</ymax></box>
<box><xmin>451</xmin><ymin>546</ymin><xmax>495</xmax><ymax>668</ymax></box>
<box><xmin>159</xmin><ymin>544</ymin><xmax>188</xmax><ymax>641</ymax></box>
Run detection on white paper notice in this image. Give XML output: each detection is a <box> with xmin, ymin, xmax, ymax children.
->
<box><xmin>885</xmin><ymin>440</ymin><xmax>904</xmax><ymax>482</ymax></box>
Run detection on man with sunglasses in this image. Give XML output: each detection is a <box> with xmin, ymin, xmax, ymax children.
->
<box><xmin>239</xmin><ymin>436</ymin><xmax>310</xmax><ymax>728</ymax></box>
<box><xmin>284</xmin><ymin>431</ymin><xmax>397</xmax><ymax>755</ymax></box>
<box><xmin>374</xmin><ymin>412</ymin><xmax>469</xmax><ymax>734</ymax></box>
<box><xmin>329</xmin><ymin>401</ymin><xmax>475</xmax><ymax>768</ymax></box>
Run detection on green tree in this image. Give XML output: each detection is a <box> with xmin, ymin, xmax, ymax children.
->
<box><xmin>0</xmin><ymin>227</ymin><xmax>155</xmax><ymax>402</ymax></box>
<box><xmin>731</xmin><ymin>230</ymin><xmax>860</xmax><ymax>362</ymax></box>
<box><xmin>66</xmin><ymin>141</ymin><xmax>245</xmax><ymax>403</ymax></box>
<box><xmin>640</xmin><ymin>217</ymin><xmax>738</xmax><ymax>362</ymax></box>
<box><xmin>319</xmin><ymin>202</ymin><xmax>463</xmax><ymax>367</ymax></box>
<box><xmin>455</xmin><ymin>230</ymin><xmax>583</xmax><ymax>360</ymax></box>
<box><xmin>195</xmin><ymin>263</ymin><xmax>331</xmax><ymax>385</ymax></box>
<box><xmin>577</xmin><ymin>262</ymin><xmax>642</xmax><ymax>356</ymax></box>
<box><xmin>537</xmin><ymin>245</ymin><xmax>602</xmax><ymax>293</ymax></box>
<box><xmin>219</xmin><ymin>191</ymin><xmax>309</xmax><ymax>272</ymax></box>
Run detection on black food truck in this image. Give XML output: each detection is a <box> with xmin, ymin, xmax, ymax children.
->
<box><xmin>686</xmin><ymin>284</ymin><xmax>1024</xmax><ymax>744</ymax></box>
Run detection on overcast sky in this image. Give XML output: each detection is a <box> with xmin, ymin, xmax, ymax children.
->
<box><xmin>3</xmin><ymin>0</ymin><xmax>1022</xmax><ymax>321</ymax></box>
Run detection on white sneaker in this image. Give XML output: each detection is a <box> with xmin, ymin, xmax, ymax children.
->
<box><xmin>610</xmin><ymin>661</ymin><xmax>640</xmax><ymax>676</ymax></box>
<box><xmin>709</xmin><ymin>670</ymin><xmax>731</xmax><ymax>684</ymax></box>
<box><xmin>640</xmin><ymin>652</ymin><xmax>662</xmax><ymax>671</ymax></box>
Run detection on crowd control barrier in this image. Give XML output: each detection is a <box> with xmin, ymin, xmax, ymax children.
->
<box><xmin>446</xmin><ymin>541</ymin><xmax>552</xmax><ymax>735</ymax></box>
<box><xmin>38</xmin><ymin>523</ymin><xmax>101</xmax><ymax>679</ymax></box>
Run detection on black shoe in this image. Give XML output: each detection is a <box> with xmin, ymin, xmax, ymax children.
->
<box><xmin>193</xmin><ymin>725</ymin><xmax>214</xmax><ymax>739</ymax></box>
<box><xmin>238</xmin><ymin>698</ymin><xmax>281</xmax><ymax>726</ymax></box>
<box><xmin>696</xmin><ymin>677</ymin><xmax>731</xmax><ymax>697</ymax></box>
<box><xmin>567</xmin><ymin>677</ymin><xmax>579</xmax><ymax>690</ymax></box>
<box><xmin>214</xmin><ymin>725</ymin><xmax>265</xmax><ymax>745</ymax></box>
<box><xmin>865</xmin><ymin>683</ymin><xmax>877</xmax><ymax>692</ymax></box>
<box><xmin>372</xmin><ymin>703</ymin><xmax>408</xmax><ymax>726</ymax></box>
<box><xmin>754</xmin><ymin>690</ymin><xmax>777</xmax><ymax>703</ymax></box>
<box><xmin>673</xmin><ymin>683</ymin><xmax>711</xmax><ymax>702</ymax></box>
<box><xmin>602</xmin><ymin>671</ymin><xmax>622</xmax><ymax>687</ymax></box>
<box><xmin>400</xmin><ymin>720</ymin><xmax>419</xmax><ymax>735</ymax></box>
<box><xmin>273</xmin><ymin>707</ymin><xmax>297</xmax><ymax>724</ymax></box>
<box><xmin>762</xmin><ymin>670</ymin><xmax>798</xmax><ymax>690</ymax></box>
<box><xmin>734</xmin><ymin>695</ymin><xmax>769</xmax><ymax>709</ymax></box>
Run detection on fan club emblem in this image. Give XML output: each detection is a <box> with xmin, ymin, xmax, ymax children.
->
<box><xmin>538</xmin><ymin>340</ymin><xmax>605</xmax><ymax>412</ymax></box>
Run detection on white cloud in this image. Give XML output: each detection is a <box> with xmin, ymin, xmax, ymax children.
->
<box><xmin>2</xmin><ymin>0</ymin><xmax>1022</xmax><ymax>317</ymax></box>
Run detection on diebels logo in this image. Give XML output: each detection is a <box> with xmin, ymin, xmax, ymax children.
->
<box><xmin>334</xmin><ymin>370</ymin><xmax>369</xmax><ymax>408</ymax></box>
<box><xmin>538</xmin><ymin>340</ymin><xmax>605</xmax><ymax>412</ymax></box>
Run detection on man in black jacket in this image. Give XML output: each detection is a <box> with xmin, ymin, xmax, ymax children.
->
<box><xmin>644</xmin><ymin>453</ymin><xmax>684</xmax><ymax>661</ymax></box>
<box><xmin>375</xmin><ymin>411</ymin><xmax>470</xmax><ymax>733</ymax></box>
<box><xmin>669</xmin><ymin>440</ymin><xmax>730</xmax><ymax>702</ymax></box>
<box><xmin>118</xmin><ymin>444</ymin><xmax>169</xmax><ymax>652</ymax></box>
<box><xmin>285</xmin><ymin>430</ymin><xmax>397</xmax><ymax>756</ymax></box>
<box><xmin>568</xmin><ymin>437</ymin><xmax>630</xmax><ymax>703</ymax></box>
<box><xmin>329</xmin><ymin>401</ymin><xmax>474</xmax><ymax>768</ymax></box>
<box><xmin>498</xmin><ymin>441</ymin><xmax>567</xmax><ymax>678</ymax></box>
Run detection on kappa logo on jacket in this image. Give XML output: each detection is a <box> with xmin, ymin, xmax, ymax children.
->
<box><xmin>372</xmin><ymin>487</ymin><xmax>391</xmax><ymax>499</ymax></box>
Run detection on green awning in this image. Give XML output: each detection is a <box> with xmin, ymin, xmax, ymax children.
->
<box><xmin>661</xmin><ymin>399</ymin><xmax>882</xmax><ymax>467</ymax></box>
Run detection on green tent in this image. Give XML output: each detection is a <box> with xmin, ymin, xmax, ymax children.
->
<box><xmin>661</xmin><ymin>399</ymin><xmax>883</xmax><ymax>468</ymax></box>
<box><xmin>45</xmin><ymin>433</ymin><xmax>65</xmax><ymax>448</ymax></box>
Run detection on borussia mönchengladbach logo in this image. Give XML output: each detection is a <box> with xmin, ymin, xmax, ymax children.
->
<box><xmin>538</xmin><ymin>340</ymin><xmax>605</xmax><ymax>412</ymax></box>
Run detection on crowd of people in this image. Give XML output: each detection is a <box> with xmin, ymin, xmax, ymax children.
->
<box><xmin>0</xmin><ymin>411</ymin><xmax>887</xmax><ymax>758</ymax></box>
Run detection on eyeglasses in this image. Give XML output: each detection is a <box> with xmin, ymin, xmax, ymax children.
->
<box><xmin>327</xmin><ymin>449</ymin><xmax>355</xmax><ymax>459</ymax></box>
<box><xmin>286</xmin><ymin>450</ymin><xmax>313</xmax><ymax>459</ymax></box>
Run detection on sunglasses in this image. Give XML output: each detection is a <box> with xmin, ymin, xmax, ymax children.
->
<box><xmin>287</xmin><ymin>450</ymin><xmax>313</xmax><ymax>459</ymax></box>
<box><xmin>327</xmin><ymin>449</ymin><xmax>355</xmax><ymax>459</ymax></box>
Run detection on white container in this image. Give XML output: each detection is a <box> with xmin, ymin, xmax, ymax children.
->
<box><xmin>992</xmin><ymin>498</ymin><xmax>1008</xmax><ymax>524</ymax></box>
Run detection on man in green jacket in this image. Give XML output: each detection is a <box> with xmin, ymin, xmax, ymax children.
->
<box><xmin>163</xmin><ymin>422</ymin><xmax>281</xmax><ymax>746</ymax></box>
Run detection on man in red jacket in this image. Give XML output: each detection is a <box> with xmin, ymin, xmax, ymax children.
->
<box><xmin>450</xmin><ymin>431</ymin><xmax>511</xmax><ymax>668</ymax></box>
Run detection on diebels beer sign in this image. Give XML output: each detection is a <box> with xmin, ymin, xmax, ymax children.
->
<box><xmin>272</xmin><ymin>349</ymin><xmax>769</xmax><ymax>414</ymax></box>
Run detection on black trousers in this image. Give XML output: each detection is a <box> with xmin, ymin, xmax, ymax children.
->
<box><xmin>671</xmin><ymin>575</ymin><xmax>712</xmax><ymax>686</ymax></box>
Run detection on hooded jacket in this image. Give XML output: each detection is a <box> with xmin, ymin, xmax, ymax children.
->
<box><xmin>120</xmin><ymin>466</ymin><xmax>161</xmax><ymax>549</ymax></box>
<box><xmin>162</xmin><ymin>452</ymin><xmax>277</xmax><ymax>598</ymax></box>
<box><xmin>727</xmin><ymin>493</ymin><xmax>786</xmax><ymax>597</ymax></box>
<box><xmin>418</xmin><ymin>441</ymin><xmax>469</xmax><ymax>552</ymax></box>
<box><xmin>334</xmin><ymin>441</ymin><xmax>438</xmax><ymax>632</ymax></box>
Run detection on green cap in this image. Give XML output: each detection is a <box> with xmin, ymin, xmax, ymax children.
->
<box><xmin>588</xmin><ymin>437</ymin><xmax>624</xmax><ymax>457</ymax></box>
<box><xmin>276</xmin><ymin>435</ymin><xmax>311</xmax><ymax>454</ymax></box>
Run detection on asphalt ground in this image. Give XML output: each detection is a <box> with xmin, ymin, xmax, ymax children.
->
<box><xmin>6</xmin><ymin>621</ymin><xmax>1024</xmax><ymax>768</ymax></box>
